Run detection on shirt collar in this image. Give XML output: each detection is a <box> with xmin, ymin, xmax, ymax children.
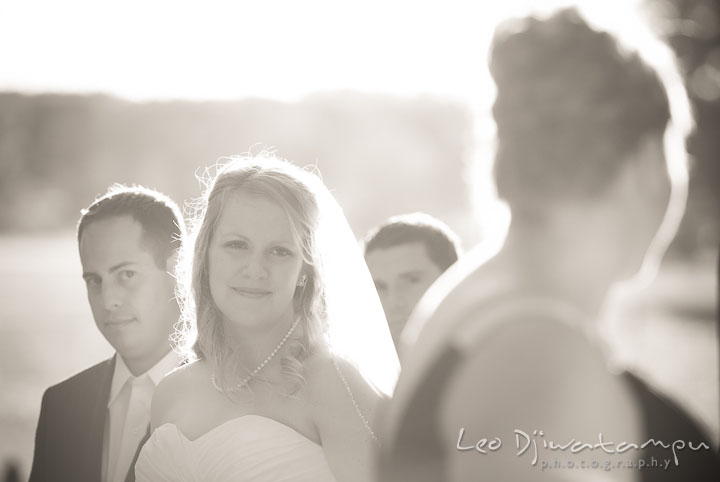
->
<box><xmin>107</xmin><ymin>349</ymin><xmax>181</xmax><ymax>407</ymax></box>
<box><xmin>147</xmin><ymin>349</ymin><xmax>182</xmax><ymax>386</ymax></box>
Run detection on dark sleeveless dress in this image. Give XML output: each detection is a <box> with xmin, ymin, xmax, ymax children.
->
<box><xmin>379</xmin><ymin>294</ymin><xmax>720</xmax><ymax>481</ymax></box>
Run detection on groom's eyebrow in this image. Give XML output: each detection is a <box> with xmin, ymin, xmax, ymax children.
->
<box><xmin>108</xmin><ymin>261</ymin><xmax>137</xmax><ymax>273</ymax></box>
<box><xmin>82</xmin><ymin>261</ymin><xmax>136</xmax><ymax>279</ymax></box>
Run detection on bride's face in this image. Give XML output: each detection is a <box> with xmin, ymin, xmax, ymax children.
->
<box><xmin>208</xmin><ymin>190</ymin><xmax>304</xmax><ymax>331</ymax></box>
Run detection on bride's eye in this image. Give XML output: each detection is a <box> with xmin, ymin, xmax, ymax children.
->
<box><xmin>271</xmin><ymin>246</ymin><xmax>293</xmax><ymax>257</ymax></box>
<box><xmin>225</xmin><ymin>240</ymin><xmax>248</xmax><ymax>250</ymax></box>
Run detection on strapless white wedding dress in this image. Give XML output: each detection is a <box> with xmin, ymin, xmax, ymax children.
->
<box><xmin>135</xmin><ymin>415</ymin><xmax>336</xmax><ymax>481</ymax></box>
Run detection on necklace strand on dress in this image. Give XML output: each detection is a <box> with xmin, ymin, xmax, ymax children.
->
<box><xmin>212</xmin><ymin>317</ymin><xmax>301</xmax><ymax>392</ymax></box>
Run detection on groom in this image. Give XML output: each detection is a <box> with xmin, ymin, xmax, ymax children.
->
<box><xmin>364</xmin><ymin>213</ymin><xmax>462</xmax><ymax>349</ymax></box>
<box><xmin>29</xmin><ymin>185</ymin><xmax>185</xmax><ymax>482</ymax></box>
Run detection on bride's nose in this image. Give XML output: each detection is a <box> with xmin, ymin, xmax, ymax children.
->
<box><xmin>241</xmin><ymin>251</ymin><xmax>269</xmax><ymax>280</ymax></box>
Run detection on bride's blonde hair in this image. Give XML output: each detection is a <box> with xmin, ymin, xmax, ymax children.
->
<box><xmin>175</xmin><ymin>153</ymin><xmax>327</xmax><ymax>392</ymax></box>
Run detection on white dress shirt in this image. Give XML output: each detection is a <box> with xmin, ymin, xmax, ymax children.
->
<box><xmin>102</xmin><ymin>350</ymin><xmax>180</xmax><ymax>482</ymax></box>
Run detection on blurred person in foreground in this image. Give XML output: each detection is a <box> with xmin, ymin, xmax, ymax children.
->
<box><xmin>135</xmin><ymin>155</ymin><xmax>399</xmax><ymax>482</ymax></box>
<box><xmin>379</xmin><ymin>6</ymin><xmax>720</xmax><ymax>482</ymax></box>
<box><xmin>30</xmin><ymin>185</ymin><xmax>185</xmax><ymax>482</ymax></box>
<box><xmin>364</xmin><ymin>213</ymin><xmax>462</xmax><ymax>349</ymax></box>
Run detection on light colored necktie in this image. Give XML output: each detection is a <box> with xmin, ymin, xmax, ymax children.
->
<box><xmin>112</xmin><ymin>375</ymin><xmax>153</xmax><ymax>482</ymax></box>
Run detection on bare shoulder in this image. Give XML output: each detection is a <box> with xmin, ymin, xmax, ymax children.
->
<box><xmin>156</xmin><ymin>358</ymin><xmax>207</xmax><ymax>396</ymax></box>
<box><xmin>434</xmin><ymin>317</ymin><xmax>642</xmax><ymax>481</ymax></box>
<box><xmin>304</xmin><ymin>346</ymin><xmax>381</xmax><ymax>416</ymax></box>
<box><xmin>439</xmin><ymin>318</ymin><xmax>641</xmax><ymax>451</ymax></box>
<box><xmin>304</xmin><ymin>346</ymin><xmax>380</xmax><ymax>482</ymax></box>
<box><xmin>441</xmin><ymin>317</ymin><xmax>616</xmax><ymax>414</ymax></box>
<box><xmin>151</xmin><ymin>359</ymin><xmax>209</xmax><ymax>428</ymax></box>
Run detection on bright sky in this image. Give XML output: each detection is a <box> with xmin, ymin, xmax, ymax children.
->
<box><xmin>0</xmin><ymin>0</ymin><xmax>643</xmax><ymax>103</ymax></box>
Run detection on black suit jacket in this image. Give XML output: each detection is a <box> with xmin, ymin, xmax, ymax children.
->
<box><xmin>29</xmin><ymin>356</ymin><xmax>149</xmax><ymax>482</ymax></box>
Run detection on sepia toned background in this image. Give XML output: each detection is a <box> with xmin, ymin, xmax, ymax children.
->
<box><xmin>1</xmin><ymin>0</ymin><xmax>718</xmax><ymax>480</ymax></box>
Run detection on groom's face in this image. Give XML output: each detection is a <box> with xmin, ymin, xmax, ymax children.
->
<box><xmin>366</xmin><ymin>242</ymin><xmax>443</xmax><ymax>346</ymax></box>
<box><xmin>79</xmin><ymin>215</ymin><xmax>177</xmax><ymax>370</ymax></box>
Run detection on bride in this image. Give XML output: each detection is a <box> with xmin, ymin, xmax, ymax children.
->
<box><xmin>136</xmin><ymin>154</ymin><xmax>399</xmax><ymax>481</ymax></box>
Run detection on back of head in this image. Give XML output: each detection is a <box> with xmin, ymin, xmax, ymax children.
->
<box><xmin>489</xmin><ymin>7</ymin><xmax>691</xmax><ymax>218</ymax></box>
<box><xmin>364</xmin><ymin>212</ymin><xmax>462</xmax><ymax>272</ymax></box>
<box><xmin>77</xmin><ymin>184</ymin><xmax>185</xmax><ymax>267</ymax></box>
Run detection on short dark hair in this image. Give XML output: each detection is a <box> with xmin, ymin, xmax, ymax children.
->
<box><xmin>364</xmin><ymin>213</ymin><xmax>462</xmax><ymax>271</ymax></box>
<box><xmin>77</xmin><ymin>184</ymin><xmax>185</xmax><ymax>267</ymax></box>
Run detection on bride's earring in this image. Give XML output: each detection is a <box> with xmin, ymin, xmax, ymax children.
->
<box><xmin>297</xmin><ymin>275</ymin><xmax>307</xmax><ymax>287</ymax></box>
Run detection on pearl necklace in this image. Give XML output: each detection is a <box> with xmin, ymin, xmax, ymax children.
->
<box><xmin>212</xmin><ymin>317</ymin><xmax>301</xmax><ymax>392</ymax></box>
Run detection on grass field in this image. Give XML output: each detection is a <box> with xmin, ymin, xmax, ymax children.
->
<box><xmin>0</xmin><ymin>232</ymin><xmax>114</xmax><ymax>480</ymax></box>
<box><xmin>0</xmin><ymin>233</ymin><xmax>717</xmax><ymax>480</ymax></box>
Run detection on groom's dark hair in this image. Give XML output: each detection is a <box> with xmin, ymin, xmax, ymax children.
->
<box><xmin>77</xmin><ymin>184</ymin><xmax>185</xmax><ymax>268</ymax></box>
<box><xmin>364</xmin><ymin>212</ymin><xmax>462</xmax><ymax>272</ymax></box>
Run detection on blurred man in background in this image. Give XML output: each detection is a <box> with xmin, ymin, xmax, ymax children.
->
<box><xmin>30</xmin><ymin>185</ymin><xmax>184</xmax><ymax>482</ymax></box>
<box><xmin>364</xmin><ymin>213</ymin><xmax>462</xmax><ymax>349</ymax></box>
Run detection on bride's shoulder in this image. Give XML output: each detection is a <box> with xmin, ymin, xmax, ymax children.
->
<box><xmin>151</xmin><ymin>359</ymin><xmax>209</xmax><ymax>428</ymax></box>
<box><xmin>302</xmin><ymin>345</ymin><xmax>337</xmax><ymax>389</ymax></box>
<box><xmin>303</xmin><ymin>345</ymin><xmax>380</xmax><ymax>420</ymax></box>
<box><xmin>303</xmin><ymin>345</ymin><xmax>353</xmax><ymax>386</ymax></box>
<box><xmin>159</xmin><ymin>358</ymin><xmax>207</xmax><ymax>390</ymax></box>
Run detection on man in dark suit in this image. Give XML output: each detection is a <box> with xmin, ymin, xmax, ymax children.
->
<box><xmin>29</xmin><ymin>185</ymin><xmax>185</xmax><ymax>482</ymax></box>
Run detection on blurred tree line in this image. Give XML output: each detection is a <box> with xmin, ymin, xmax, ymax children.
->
<box><xmin>0</xmin><ymin>91</ymin><xmax>476</xmax><ymax>243</ymax></box>
<box><xmin>0</xmin><ymin>0</ymin><xmax>717</xmax><ymax>256</ymax></box>
<box><xmin>648</xmin><ymin>0</ymin><xmax>720</xmax><ymax>256</ymax></box>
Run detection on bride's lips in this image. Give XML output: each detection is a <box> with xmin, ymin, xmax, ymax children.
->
<box><xmin>231</xmin><ymin>287</ymin><xmax>271</xmax><ymax>299</ymax></box>
<box><xmin>105</xmin><ymin>317</ymin><xmax>136</xmax><ymax>326</ymax></box>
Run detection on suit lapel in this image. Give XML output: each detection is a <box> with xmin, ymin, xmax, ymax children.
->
<box><xmin>86</xmin><ymin>356</ymin><xmax>116</xmax><ymax>481</ymax></box>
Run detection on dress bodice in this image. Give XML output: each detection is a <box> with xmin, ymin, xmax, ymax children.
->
<box><xmin>135</xmin><ymin>415</ymin><xmax>336</xmax><ymax>482</ymax></box>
